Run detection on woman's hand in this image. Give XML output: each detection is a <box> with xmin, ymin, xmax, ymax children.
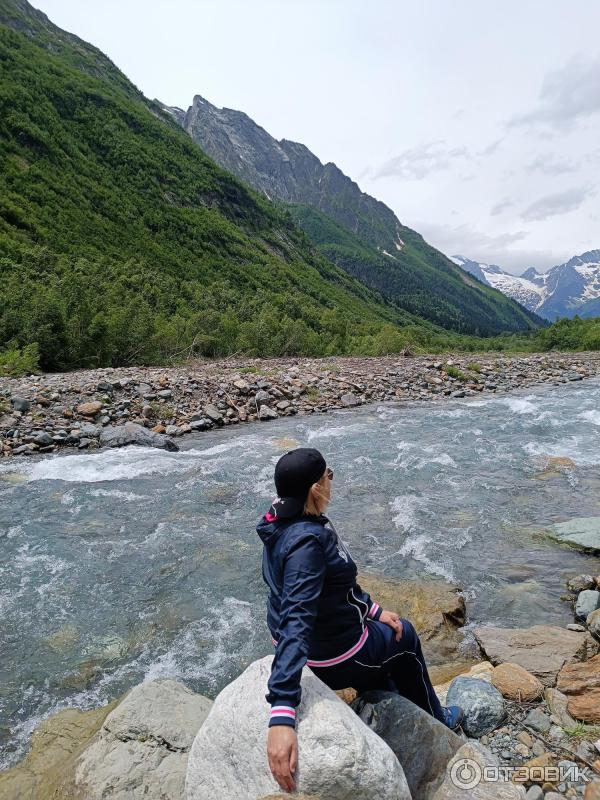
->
<box><xmin>379</xmin><ymin>609</ymin><xmax>403</xmax><ymax>641</ymax></box>
<box><xmin>267</xmin><ymin>725</ymin><xmax>298</xmax><ymax>793</ymax></box>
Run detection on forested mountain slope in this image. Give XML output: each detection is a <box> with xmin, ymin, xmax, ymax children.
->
<box><xmin>0</xmin><ymin>0</ymin><xmax>430</xmax><ymax>370</ymax></box>
<box><xmin>161</xmin><ymin>95</ymin><xmax>542</xmax><ymax>336</ymax></box>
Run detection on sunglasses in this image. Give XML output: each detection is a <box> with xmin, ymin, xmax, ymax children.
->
<box><xmin>326</xmin><ymin>467</ymin><xmax>334</xmax><ymax>480</ymax></box>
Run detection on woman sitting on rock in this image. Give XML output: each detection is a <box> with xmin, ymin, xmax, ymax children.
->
<box><xmin>257</xmin><ymin>446</ymin><xmax>464</xmax><ymax>793</ymax></box>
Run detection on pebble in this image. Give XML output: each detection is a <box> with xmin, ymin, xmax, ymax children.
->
<box><xmin>2</xmin><ymin>353</ymin><xmax>599</xmax><ymax>458</ymax></box>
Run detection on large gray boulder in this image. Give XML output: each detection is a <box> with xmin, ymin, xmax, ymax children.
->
<box><xmin>446</xmin><ymin>677</ymin><xmax>505</xmax><ymax>737</ymax></box>
<box><xmin>575</xmin><ymin>590</ymin><xmax>600</xmax><ymax>621</ymax></box>
<box><xmin>353</xmin><ymin>690</ymin><xmax>463</xmax><ymax>800</ymax></box>
<box><xmin>432</xmin><ymin>741</ymin><xmax>526</xmax><ymax>799</ymax></box>
<box><xmin>550</xmin><ymin>516</ymin><xmax>600</xmax><ymax>553</ymax></box>
<box><xmin>75</xmin><ymin>679</ymin><xmax>211</xmax><ymax>799</ymax></box>
<box><xmin>100</xmin><ymin>422</ymin><xmax>179</xmax><ymax>451</ymax></box>
<box><xmin>474</xmin><ymin>625</ymin><xmax>599</xmax><ymax>686</ymax></box>
<box><xmin>185</xmin><ymin>656</ymin><xmax>410</xmax><ymax>800</ymax></box>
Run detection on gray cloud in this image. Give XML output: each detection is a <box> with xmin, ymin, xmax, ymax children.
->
<box><xmin>521</xmin><ymin>186</ymin><xmax>592</xmax><ymax>222</ymax></box>
<box><xmin>479</xmin><ymin>138</ymin><xmax>503</xmax><ymax>157</ymax></box>
<box><xmin>416</xmin><ymin>220</ymin><xmax>567</xmax><ymax>272</ymax></box>
<box><xmin>526</xmin><ymin>153</ymin><xmax>579</xmax><ymax>175</ymax></box>
<box><xmin>490</xmin><ymin>198</ymin><xmax>514</xmax><ymax>216</ymax></box>
<box><xmin>367</xmin><ymin>141</ymin><xmax>469</xmax><ymax>180</ymax></box>
<box><xmin>510</xmin><ymin>56</ymin><xmax>600</xmax><ymax>128</ymax></box>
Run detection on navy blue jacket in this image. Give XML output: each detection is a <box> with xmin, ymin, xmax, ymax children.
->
<box><xmin>257</xmin><ymin>510</ymin><xmax>382</xmax><ymax>728</ymax></box>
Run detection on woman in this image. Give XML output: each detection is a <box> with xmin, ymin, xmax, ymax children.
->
<box><xmin>257</xmin><ymin>447</ymin><xmax>464</xmax><ymax>793</ymax></box>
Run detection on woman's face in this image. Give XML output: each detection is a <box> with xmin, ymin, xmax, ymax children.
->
<box><xmin>319</xmin><ymin>467</ymin><xmax>333</xmax><ymax>506</ymax></box>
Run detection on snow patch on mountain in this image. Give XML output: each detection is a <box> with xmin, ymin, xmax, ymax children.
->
<box><xmin>453</xmin><ymin>251</ymin><xmax>600</xmax><ymax>320</ymax></box>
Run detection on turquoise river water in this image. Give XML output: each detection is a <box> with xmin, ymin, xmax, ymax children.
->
<box><xmin>1</xmin><ymin>379</ymin><xmax>600</xmax><ymax>768</ymax></box>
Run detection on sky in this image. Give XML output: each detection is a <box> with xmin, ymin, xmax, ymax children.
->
<box><xmin>33</xmin><ymin>0</ymin><xmax>600</xmax><ymax>274</ymax></box>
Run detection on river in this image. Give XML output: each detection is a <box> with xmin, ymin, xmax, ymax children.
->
<box><xmin>1</xmin><ymin>379</ymin><xmax>600</xmax><ymax>768</ymax></box>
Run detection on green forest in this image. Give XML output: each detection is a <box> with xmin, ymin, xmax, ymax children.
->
<box><xmin>0</xmin><ymin>0</ymin><xmax>597</xmax><ymax>379</ymax></box>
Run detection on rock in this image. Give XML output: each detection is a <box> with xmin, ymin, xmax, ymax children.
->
<box><xmin>517</xmin><ymin>731</ymin><xmax>533</xmax><ymax>748</ymax></box>
<box><xmin>567</xmin><ymin>575</ymin><xmax>596</xmax><ymax>593</ymax></box>
<box><xmin>31</xmin><ymin>430</ymin><xmax>54</xmax><ymax>447</ymax></box>
<box><xmin>432</xmin><ymin>740</ymin><xmax>526</xmax><ymax>799</ymax></box>
<box><xmin>544</xmin><ymin>687</ymin><xmax>577</xmax><ymax>728</ymax></box>
<box><xmin>557</xmin><ymin>653</ymin><xmax>600</xmax><ymax>723</ymax></box>
<box><xmin>10</xmin><ymin>396</ymin><xmax>30</xmax><ymax>412</ymax></box>
<box><xmin>157</xmin><ymin>389</ymin><xmax>172</xmax><ymax>399</ymax></box>
<box><xmin>185</xmin><ymin>656</ymin><xmax>410</xmax><ymax>800</ymax></box>
<box><xmin>567</xmin><ymin>623</ymin><xmax>587</xmax><ymax>632</ymax></box>
<box><xmin>76</xmin><ymin>401</ymin><xmax>103</xmax><ymax>416</ymax></box>
<box><xmin>524</xmin><ymin>788</ymin><xmax>543</xmax><ymax>800</ymax></box>
<box><xmin>79</xmin><ymin>422</ymin><xmax>100</xmax><ymax>437</ymax></box>
<box><xmin>203</xmin><ymin>404</ymin><xmax>223</xmax><ymax>423</ymax></box>
<box><xmin>585</xmin><ymin>782</ymin><xmax>600</xmax><ymax>800</ymax></box>
<box><xmin>12</xmin><ymin>443</ymin><xmax>34</xmax><ymax>455</ymax></box>
<box><xmin>491</xmin><ymin>662</ymin><xmax>543</xmax><ymax>702</ymax></box>
<box><xmin>446</xmin><ymin>676</ymin><xmax>505</xmax><ymax>737</ymax></box>
<box><xmin>258</xmin><ymin>405</ymin><xmax>279</xmax><ymax>420</ymax></box>
<box><xmin>550</xmin><ymin>517</ymin><xmax>600</xmax><ymax>553</ymax></box>
<box><xmin>516</xmin><ymin>752</ymin><xmax>554</xmax><ymax>783</ymax></box>
<box><xmin>259</xmin><ymin>796</ymin><xmax>321</xmax><ymax>800</ymax></box>
<box><xmin>96</xmin><ymin>381</ymin><xmax>113</xmax><ymax>393</ymax></box>
<box><xmin>523</xmin><ymin>707</ymin><xmax>552</xmax><ymax>734</ymax></box>
<box><xmin>99</xmin><ymin>422</ymin><xmax>179</xmax><ymax>451</ymax></box>
<box><xmin>253</xmin><ymin>390</ymin><xmax>271</xmax><ymax>409</ymax></box>
<box><xmin>353</xmin><ymin>690</ymin><xmax>463</xmax><ymax>800</ymax></box>
<box><xmin>434</xmin><ymin>662</ymin><xmax>494</xmax><ymax>704</ymax></box>
<box><xmin>340</xmin><ymin>392</ymin><xmax>360</xmax><ymax>407</ymax></box>
<box><xmin>189</xmin><ymin>418</ymin><xmax>211</xmax><ymax>431</ymax></box>
<box><xmin>576</xmin><ymin>590</ymin><xmax>600</xmax><ymax>621</ymax></box>
<box><xmin>76</xmin><ymin>680</ymin><xmax>211</xmax><ymax>799</ymax></box>
<box><xmin>588</xmin><ymin>609</ymin><xmax>600</xmax><ymax>640</ymax></box>
<box><xmin>359</xmin><ymin>573</ymin><xmax>466</xmax><ymax>663</ymax></box>
<box><xmin>473</xmin><ymin>625</ymin><xmax>599</xmax><ymax>686</ymax></box>
<box><xmin>0</xmin><ymin>699</ymin><xmax>120</xmax><ymax>799</ymax></box>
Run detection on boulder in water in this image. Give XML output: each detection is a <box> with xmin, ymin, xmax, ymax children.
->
<box><xmin>185</xmin><ymin>656</ymin><xmax>411</xmax><ymax>800</ymax></box>
<box><xmin>353</xmin><ymin>690</ymin><xmax>463</xmax><ymax>800</ymax></box>
<box><xmin>358</xmin><ymin>573</ymin><xmax>466</xmax><ymax>663</ymax></box>
<box><xmin>575</xmin><ymin>590</ymin><xmax>600</xmax><ymax>621</ymax></box>
<box><xmin>76</xmin><ymin>679</ymin><xmax>212</xmax><ymax>799</ymax></box>
<box><xmin>99</xmin><ymin>422</ymin><xmax>178</xmax><ymax>451</ymax></box>
<box><xmin>550</xmin><ymin>516</ymin><xmax>600</xmax><ymax>553</ymax></box>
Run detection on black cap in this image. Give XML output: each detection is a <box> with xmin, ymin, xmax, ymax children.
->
<box><xmin>269</xmin><ymin>447</ymin><xmax>326</xmax><ymax>519</ymax></box>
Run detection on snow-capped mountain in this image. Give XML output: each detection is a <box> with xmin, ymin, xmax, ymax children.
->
<box><xmin>451</xmin><ymin>251</ymin><xmax>600</xmax><ymax>321</ymax></box>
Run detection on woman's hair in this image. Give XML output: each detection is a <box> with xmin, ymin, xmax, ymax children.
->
<box><xmin>303</xmin><ymin>475</ymin><xmax>327</xmax><ymax>516</ymax></box>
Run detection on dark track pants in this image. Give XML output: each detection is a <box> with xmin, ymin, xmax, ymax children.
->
<box><xmin>310</xmin><ymin>619</ymin><xmax>444</xmax><ymax>722</ymax></box>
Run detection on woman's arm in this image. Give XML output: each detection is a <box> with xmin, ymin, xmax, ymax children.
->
<box><xmin>353</xmin><ymin>580</ymin><xmax>383</xmax><ymax>621</ymax></box>
<box><xmin>266</xmin><ymin>535</ymin><xmax>325</xmax><ymax>792</ymax></box>
<box><xmin>266</xmin><ymin>535</ymin><xmax>326</xmax><ymax>722</ymax></box>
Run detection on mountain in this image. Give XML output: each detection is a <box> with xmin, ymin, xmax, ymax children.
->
<box><xmin>452</xmin><ymin>252</ymin><xmax>600</xmax><ymax>321</ymax></box>
<box><xmin>157</xmin><ymin>96</ymin><xmax>542</xmax><ymax>336</ymax></box>
<box><xmin>0</xmin><ymin>0</ymin><xmax>441</xmax><ymax>371</ymax></box>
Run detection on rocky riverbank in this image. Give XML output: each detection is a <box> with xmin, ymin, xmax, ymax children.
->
<box><xmin>2</xmin><ymin>572</ymin><xmax>600</xmax><ymax>799</ymax></box>
<box><xmin>1</xmin><ymin>352</ymin><xmax>600</xmax><ymax>458</ymax></box>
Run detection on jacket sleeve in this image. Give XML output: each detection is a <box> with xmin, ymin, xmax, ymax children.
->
<box><xmin>266</xmin><ymin>534</ymin><xmax>325</xmax><ymax>728</ymax></box>
<box><xmin>354</xmin><ymin>580</ymin><xmax>383</xmax><ymax>621</ymax></box>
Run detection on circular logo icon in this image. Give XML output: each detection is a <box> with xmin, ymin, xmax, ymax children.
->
<box><xmin>450</xmin><ymin>757</ymin><xmax>482</xmax><ymax>790</ymax></box>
